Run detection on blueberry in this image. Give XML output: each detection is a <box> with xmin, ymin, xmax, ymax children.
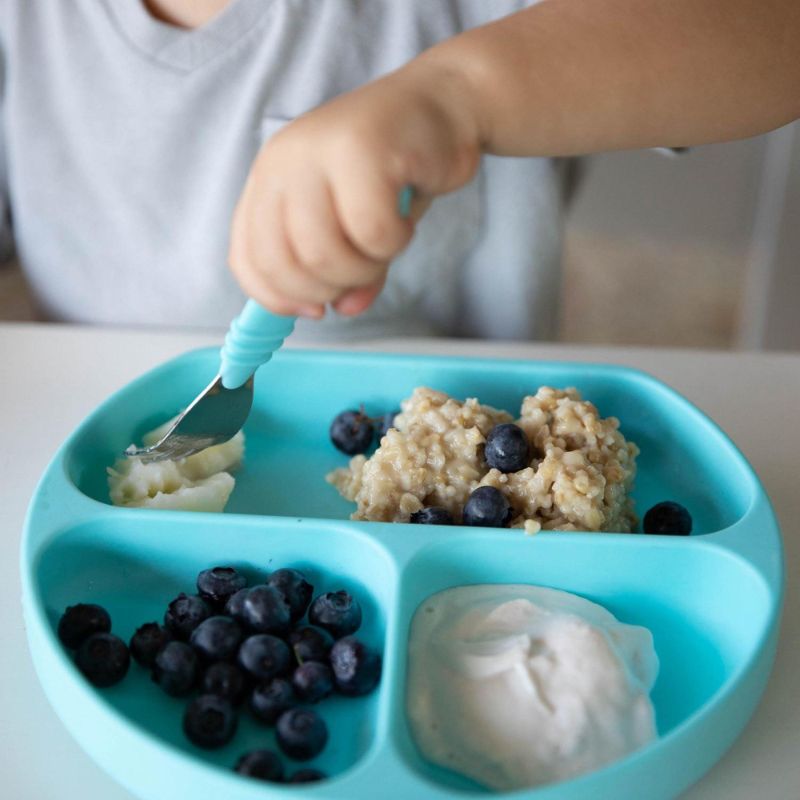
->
<box><xmin>242</xmin><ymin>585</ymin><xmax>291</xmax><ymax>635</ymax></box>
<box><xmin>463</xmin><ymin>486</ymin><xmax>512</xmax><ymax>527</ymax></box>
<box><xmin>75</xmin><ymin>633</ymin><xmax>130</xmax><ymax>688</ymax></box>
<box><xmin>643</xmin><ymin>501</ymin><xmax>693</xmax><ymax>535</ymax></box>
<box><xmin>190</xmin><ymin>616</ymin><xmax>243</xmax><ymax>662</ymax></box>
<box><xmin>288</xmin><ymin>769</ymin><xmax>326</xmax><ymax>783</ymax></box>
<box><xmin>276</xmin><ymin>708</ymin><xmax>328</xmax><ymax>761</ymax></box>
<box><xmin>238</xmin><ymin>634</ymin><xmax>292</xmax><ymax>681</ymax></box>
<box><xmin>196</xmin><ymin>567</ymin><xmax>247</xmax><ymax>607</ymax></box>
<box><xmin>183</xmin><ymin>694</ymin><xmax>237</xmax><ymax>749</ymax></box>
<box><xmin>330</xmin><ymin>636</ymin><xmax>381</xmax><ymax>697</ymax></box>
<box><xmin>202</xmin><ymin>661</ymin><xmax>249</xmax><ymax>705</ymax></box>
<box><xmin>409</xmin><ymin>507</ymin><xmax>453</xmax><ymax>525</ymax></box>
<box><xmin>129</xmin><ymin>622</ymin><xmax>173</xmax><ymax>668</ymax></box>
<box><xmin>225</xmin><ymin>587</ymin><xmax>250</xmax><ymax>624</ymax></box>
<box><xmin>266</xmin><ymin>569</ymin><xmax>313</xmax><ymax>623</ymax></box>
<box><xmin>484</xmin><ymin>423</ymin><xmax>530</xmax><ymax>473</ymax></box>
<box><xmin>152</xmin><ymin>640</ymin><xmax>198</xmax><ymax>696</ymax></box>
<box><xmin>235</xmin><ymin>750</ymin><xmax>284</xmax><ymax>782</ymax></box>
<box><xmin>376</xmin><ymin>410</ymin><xmax>400</xmax><ymax>441</ymax></box>
<box><xmin>58</xmin><ymin>603</ymin><xmax>111</xmax><ymax>649</ymax></box>
<box><xmin>288</xmin><ymin>626</ymin><xmax>333</xmax><ymax>665</ymax></box>
<box><xmin>164</xmin><ymin>593</ymin><xmax>211</xmax><ymax>640</ymax></box>
<box><xmin>330</xmin><ymin>409</ymin><xmax>374</xmax><ymax>455</ymax></box>
<box><xmin>292</xmin><ymin>661</ymin><xmax>334</xmax><ymax>703</ymax></box>
<box><xmin>308</xmin><ymin>591</ymin><xmax>362</xmax><ymax>639</ymax></box>
<box><xmin>250</xmin><ymin>677</ymin><xmax>297</xmax><ymax>725</ymax></box>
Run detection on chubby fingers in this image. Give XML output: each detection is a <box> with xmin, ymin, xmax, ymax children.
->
<box><xmin>230</xmin><ymin>169</ymin><xmax>407</xmax><ymax>318</ymax></box>
<box><xmin>328</xmin><ymin>156</ymin><xmax>416</xmax><ymax>261</ymax></box>
<box><xmin>283</xmin><ymin>174</ymin><xmax>388</xmax><ymax>292</ymax></box>
<box><xmin>332</xmin><ymin>280</ymin><xmax>387</xmax><ymax>316</ymax></box>
<box><xmin>229</xmin><ymin>181</ymin><xmax>327</xmax><ymax>318</ymax></box>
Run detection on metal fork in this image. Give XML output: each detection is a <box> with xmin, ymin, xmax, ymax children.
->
<box><xmin>126</xmin><ymin>300</ymin><xmax>296</xmax><ymax>463</ymax></box>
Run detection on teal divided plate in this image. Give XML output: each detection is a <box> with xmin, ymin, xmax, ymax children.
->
<box><xmin>21</xmin><ymin>349</ymin><xmax>783</xmax><ymax>799</ymax></box>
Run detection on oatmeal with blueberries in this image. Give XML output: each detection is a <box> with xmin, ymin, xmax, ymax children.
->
<box><xmin>326</xmin><ymin>386</ymin><xmax>639</xmax><ymax>533</ymax></box>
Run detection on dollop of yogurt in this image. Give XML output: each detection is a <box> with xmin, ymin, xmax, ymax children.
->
<box><xmin>406</xmin><ymin>584</ymin><xmax>659</xmax><ymax>791</ymax></box>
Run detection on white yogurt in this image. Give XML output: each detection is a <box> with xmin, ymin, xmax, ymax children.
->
<box><xmin>406</xmin><ymin>584</ymin><xmax>659</xmax><ymax>791</ymax></box>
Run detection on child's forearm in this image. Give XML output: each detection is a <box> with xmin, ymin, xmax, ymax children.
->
<box><xmin>415</xmin><ymin>0</ymin><xmax>800</xmax><ymax>156</ymax></box>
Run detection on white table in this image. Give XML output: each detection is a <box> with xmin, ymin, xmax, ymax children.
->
<box><xmin>1</xmin><ymin>322</ymin><xmax>798</xmax><ymax>800</ymax></box>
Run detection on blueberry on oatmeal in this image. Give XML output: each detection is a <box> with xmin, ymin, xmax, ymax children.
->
<box><xmin>410</xmin><ymin>507</ymin><xmax>454</xmax><ymax>525</ymax></box>
<box><xmin>463</xmin><ymin>486</ymin><xmax>512</xmax><ymax>528</ymax></box>
<box><xmin>484</xmin><ymin>423</ymin><xmax>530</xmax><ymax>473</ymax></box>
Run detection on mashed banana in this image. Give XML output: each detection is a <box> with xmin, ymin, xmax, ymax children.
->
<box><xmin>108</xmin><ymin>420</ymin><xmax>244</xmax><ymax>512</ymax></box>
<box><xmin>327</xmin><ymin>386</ymin><xmax>638</xmax><ymax>532</ymax></box>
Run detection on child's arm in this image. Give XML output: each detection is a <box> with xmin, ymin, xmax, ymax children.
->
<box><xmin>229</xmin><ymin>0</ymin><xmax>800</xmax><ymax>319</ymax></box>
<box><xmin>424</xmin><ymin>0</ymin><xmax>800</xmax><ymax>156</ymax></box>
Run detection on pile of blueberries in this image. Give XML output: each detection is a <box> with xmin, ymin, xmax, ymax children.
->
<box><xmin>57</xmin><ymin>566</ymin><xmax>382</xmax><ymax>785</ymax></box>
<box><xmin>331</xmin><ymin>406</ymin><xmax>693</xmax><ymax>535</ymax></box>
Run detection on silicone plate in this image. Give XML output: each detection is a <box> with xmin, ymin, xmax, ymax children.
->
<box><xmin>21</xmin><ymin>349</ymin><xmax>783</xmax><ymax>800</ymax></box>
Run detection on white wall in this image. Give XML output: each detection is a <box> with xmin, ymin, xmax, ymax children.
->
<box><xmin>739</xmin><ymin>123</ymin><xmax>800</xmax><ymax>350</ymax></box>
<box><xmin>566</xmin><ymin>128</ymin><xmax>799</xmax><ymax>351</ymax></box>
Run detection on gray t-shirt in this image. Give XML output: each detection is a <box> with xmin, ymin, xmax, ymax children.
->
<box><xmin>0</xmin><ymin>0</ymin><xmax>566</xmax><ymax>341</ymax></box>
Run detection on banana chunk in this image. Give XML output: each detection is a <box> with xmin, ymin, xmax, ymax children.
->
<box><xmin>108</xmin><ymin>420</ymin><xmax>245</xmax><ymax>512</ymax></box>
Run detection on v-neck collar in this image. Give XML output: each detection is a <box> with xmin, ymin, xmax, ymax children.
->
<box><xmin>104</xmin><ymin>0</ymin><xmax>274</xmax><ymax>73</ymax></box>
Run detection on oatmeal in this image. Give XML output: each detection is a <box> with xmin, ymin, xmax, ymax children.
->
<box><xmin>326</xmin><ymin>387</ymin><xmax>638</xmax><ymax>532</ymax></box>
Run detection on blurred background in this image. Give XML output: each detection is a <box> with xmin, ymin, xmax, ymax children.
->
<box><xmin>561</xmin><ymin>121</ymin><xmax>799</xmax><ymax>351</ymax></box>
<box><xmin>2</xmin><ymin>122</ymin><xmax>798</xmax><ymax>351</ymax></box>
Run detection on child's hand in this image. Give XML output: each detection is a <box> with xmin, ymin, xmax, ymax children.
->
<box><xmin>229</xmin><ymin>62</ymin><xmax>481</xmax><ymax>319</ymax></box>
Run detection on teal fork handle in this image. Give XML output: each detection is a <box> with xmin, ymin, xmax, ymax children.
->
<box><xmin>219</xmin><ymin>185</ymin><xmax>414</xmax><ymax>388</ymax></box>
<box><xmin>219</xmin><ymin>300</ymin><xmax>296</xmax><ymax>388</ymax></box>
<box><xmin>398</xmin><ymin>184</ymin><xmax>414</xmax><ymax>218</ymax></box>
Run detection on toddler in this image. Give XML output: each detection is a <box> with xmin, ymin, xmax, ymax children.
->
<box><xmin>1</xmin><ymin>0</ymin><xmax>797</xmax><ymax>340</ymax></box>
